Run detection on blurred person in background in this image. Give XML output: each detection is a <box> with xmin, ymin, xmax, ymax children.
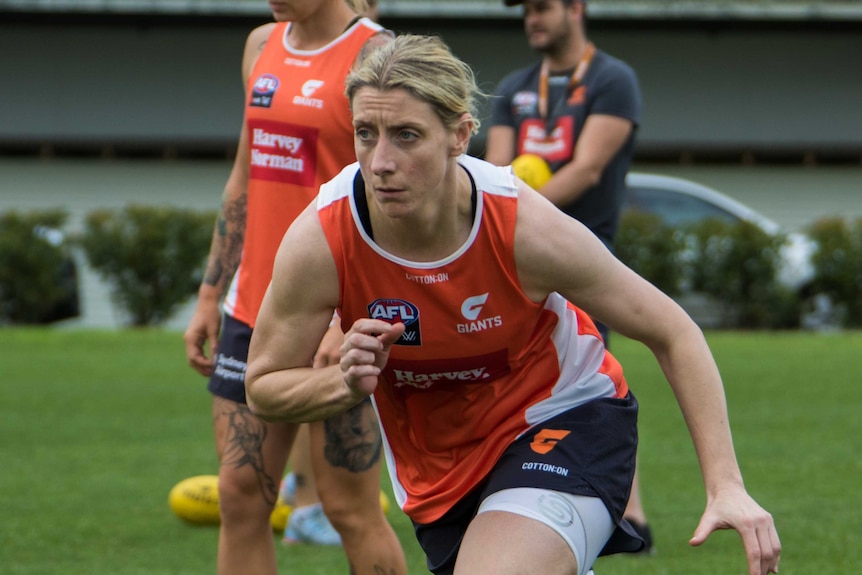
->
<box><xmin>485</xmin><ymin>0</ymin><xmax>653</xmax><ymax>552</ymax></box>
<box><xmin>183</xmin><ymin>0</ymin><xmax>405</xmax><ymax>573</ymax></box>
<box><xmin>362</xmin><ymin>0</ymin><xmax>379</xmax><ymax>21</ymax></box>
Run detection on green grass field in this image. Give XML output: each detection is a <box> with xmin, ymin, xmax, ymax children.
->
<box><xmin>1</xmin><ymin>328</ymin><xmax>860</xmax><ymax>574</ymax></box>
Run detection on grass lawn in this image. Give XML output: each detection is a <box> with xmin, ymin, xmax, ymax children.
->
<box><xmin>1</xmin><ymin>328</ymin><xmax>859</xmax><ymax>574</ymax></box>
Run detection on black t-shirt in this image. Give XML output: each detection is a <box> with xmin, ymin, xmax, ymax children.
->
<box><xmin>490</xmin><ymin>50</ymin><xmax>642</xmax><ymax>246</ymax></box>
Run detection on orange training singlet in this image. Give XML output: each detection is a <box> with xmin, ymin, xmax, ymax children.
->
<box><xmin>224</xmin><ymin>18</ymin><xmax>384</xmax><ymax>327</ymax></box>
<box><xmin>316</xmin><ymin>156</ymin><xmax>629</xmax><ymax>524</ymax></box>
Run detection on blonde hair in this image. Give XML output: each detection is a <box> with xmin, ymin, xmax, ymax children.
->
<box><xmin>345</xmin><ymin>34</ymin><xmax>484</xmax><ymax>135</ymax></box>
<box><xmin>345</xmin><ymin>0</ymin><xmax>370</xmax><ymax>15</ymax></box>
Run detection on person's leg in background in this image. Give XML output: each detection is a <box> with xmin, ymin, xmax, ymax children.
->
<box><xmin>597</xmin><ymin>321</ymin><xmax>655</xmax><ymax>556</ymax></box>
<box><xmin>213</xmin><ymin>396</ymin><xmax>296</xmax><ymax>575</ymax></box>
<box><xmin>282</xmin><ymin>423</ymin><xmax>342</xmax><ymax>545</ymax></box>
<box><xmin>310</xmin><ymin>399</ymin><xmax>407</xmax><ymax>575</ymax></box>
<box><xmin>623</xmin><ymin>460</ymin><xmax>655</xmax><ymax>554</ymax></box>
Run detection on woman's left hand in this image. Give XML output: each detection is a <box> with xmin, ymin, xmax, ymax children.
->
<box><xmin>689</xmin><ymin>486</ymin><xmax>781</xmax><ymax>575</ymax></box>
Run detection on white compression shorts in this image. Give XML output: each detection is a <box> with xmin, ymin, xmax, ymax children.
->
<box><xmin>477</xmin><ymin>487</ymin><xmax>614</xmax><ymax>575</ymax></box>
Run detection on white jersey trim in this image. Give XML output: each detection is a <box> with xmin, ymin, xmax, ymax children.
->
<box><xmin>222</xmin><ymin>266</ymin><xmax>240</xmax><ymax>317</ymax></box>
<box><xmin>371</xmin><ymin>395</ymin><xmax>408</xmax><ymax>512</ymax></box>
<box><xmin>317</xmin><ymin>156</ymin><xmax>519</xmax><ymax>270</ymax></box>
<box><xmin>281</xmin><ymin>18</ymin><xmax>384</xmax><ymax>57</ymax></box>
<box><xmin>523</xmin><ymin>293</ymin><xmax>618</xmax><ymax>427</ymax></box>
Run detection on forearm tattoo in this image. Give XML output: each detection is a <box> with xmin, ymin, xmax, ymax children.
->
<box><xmin>216</xmin><ymin>398</ymin><xmax>278</xmax><ymax>505</ymax></box>
<box><xmin>204</xmin><ymin>192</ymin><xmax>246</xmax><ymax>290</ymax></box>
<box><xmin>323</xmin><ymin>398</ymin><xmax>382</xmax><ymax>472</ymax></box>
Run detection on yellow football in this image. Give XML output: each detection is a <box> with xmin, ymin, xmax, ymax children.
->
<box><xmin>168</xmin><ymin>475</ymin><xmax>221</xmax><ymax>525</ymax></box>
<box><xmin>270</xmin><ymin>498</ymin><xmax>293</xmax><ymax>532</ymax></box>
<box><xmin>511</xmin><ymin>153</ymin><xmax>553</xmax><ymax>190</ymax></box>
<box><xmin>168</xmin><ymin>474</ymin><xmax>293</xmax><ymax>531</ymax></box>
<box><xmin>379</xmin><ymin>490</ymin><xmax>391</xmax><ymax>515</ymax></box>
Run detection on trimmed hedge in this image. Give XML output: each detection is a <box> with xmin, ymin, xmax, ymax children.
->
<box><xmin>686</xmin><ymin>219</ymin><xmax>800</xmax><ymax>329</ymax></box>
<box><xmin>615</xmin><ymin>211</ymin><xmax>801</xmax><ymax>329</ymax></box>
<box><xmin>78</xmin><ymin>205</ymin><xmax>215</xmax><ymax>327</ymax></box>
<box><xmin>0</xmin><ymin>210</ymin><xmax>79</xmax><ymax>324</ymax></box>
<box><xmin>4</xmin><ymin>206</ymin><xmax>860</xmax><ymax>329</ymax></box>
<box><xmin>613</xmin><ymin>211</ymin><xmax>685</xmax><ymax>297</ymax></box>
<box><xmin>806</xmin><ymin>217</ymin><xmax>862</xmax><ymax>327</ymax></box>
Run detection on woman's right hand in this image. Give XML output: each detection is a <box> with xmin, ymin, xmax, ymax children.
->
<box><xmin>339</xmin><ymin>319</ymin><xmax>405</xmax><ymax>397</ymax></box>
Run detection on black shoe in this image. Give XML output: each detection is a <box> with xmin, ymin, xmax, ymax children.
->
<box><xmin>627</xmin><ymin>521</ymin><xmax>656</xmax><ymax>555</ymax></box>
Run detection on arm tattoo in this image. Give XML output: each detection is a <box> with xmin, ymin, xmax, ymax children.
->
<box><xmin>216</xmin><ymin>398</ymin><xmax>278</xmax><ymax>505</ymax></box>
<box><xmin>323</xmin><ymin>398</ymin><xmax>382</xmax><ymax>472</ymax></box>
<box><xmin>203</xmin><ymin>192</ymin><xmax>247</xmax><ymax>292</ymax></box>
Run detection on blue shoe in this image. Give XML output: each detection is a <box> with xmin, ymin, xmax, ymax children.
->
<box><xmin>282</xmin><ymin>503</ymin><xmax>342</xmax><ymax>546</ymax></box>
<box><xmin>279</xmin><ymin>472</ymin><xmax>296</xmax><ymax>507</ymax></box>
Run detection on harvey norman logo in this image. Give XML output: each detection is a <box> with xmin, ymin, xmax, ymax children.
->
<box><xmin>386</xmin><ymin>349</ymin><xmax>511</xmax><ymax>391</ymax></box>
<box><xmin>392</xmin><ymin>367</ymin><xmax>490</xmax><ymax>389</ymax></box>
<box><xmin>247</xmin><ymin>119</ymin><xmax>318</xmax><ymax>186</ymax></box>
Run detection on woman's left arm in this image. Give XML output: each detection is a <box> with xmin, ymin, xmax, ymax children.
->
<box><xmin>513</xmin><ymin>183</ymin><xmax>781</xmax><ymax>575</ymax></box>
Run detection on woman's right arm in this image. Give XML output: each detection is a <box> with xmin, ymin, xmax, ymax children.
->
<box><xmin>245</xmin><ymin>203</ymin><xmax>402</xmax><ymax>422</ymax></box>
<box><xmin>183</xmin><ymin>24</ymin><xmax>274</xmax><ymax>375</ymax></box>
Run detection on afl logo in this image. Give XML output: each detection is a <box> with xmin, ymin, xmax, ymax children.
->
<box><xmin>512</xmin><ymin>90</ymin><xmax>538</xmax><ymax>115</ymax></box>
<box><xmin>368</xmin><ymin>298</ymin><xmax>422</xmax><ymax>346</ymax></box>
<box><xmin>250</xmin><ymin>74</ymin><xmax>279</xmax><ymax>108</ymax></box>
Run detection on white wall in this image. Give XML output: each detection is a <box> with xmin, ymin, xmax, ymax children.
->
<box><xmin>1</xmin><ymin>18</ymin><xmax>861</xmax><ymax>155</ymax></box>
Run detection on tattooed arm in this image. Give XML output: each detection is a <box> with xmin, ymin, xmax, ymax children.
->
<box><xmin>183</xmin><ymin>24</ymin><xmax>274</xmax><ymax>376</ymax></box>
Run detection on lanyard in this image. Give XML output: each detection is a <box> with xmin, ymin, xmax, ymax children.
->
<box><xmin>537</xmin><ymin>42</ymin><xmax>596</xmax><ymax>119</ymax></box>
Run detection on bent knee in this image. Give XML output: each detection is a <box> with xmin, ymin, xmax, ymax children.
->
<box><xmin>217</xmin><ymin>471</ymin><xmax>277</xmax><ymax>524</ymax></box>
<box><xmin>319</xmin><ymin>494</ymin><xmax>385</xmax><ymax>539</ymax></box>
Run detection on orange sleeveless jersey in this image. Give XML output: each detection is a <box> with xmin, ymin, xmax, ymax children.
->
<box><xmin>317</xmin><ymin>156</ymin><xmax>629</xmax><ymax>524</ymax></box>
<box><xmin>224</xmin><ymin>18</ymin><xmax>384</xmax><ymax>327</ymax></box>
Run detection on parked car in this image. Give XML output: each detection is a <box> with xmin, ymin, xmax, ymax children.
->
<box><xmin>623</xmin><ymin>172</ymin><xmax>816</xmax><ymax>293</ymax></box>
<box><xmin>621</xmin><ymin>172</ymin><xmax>838</xmax><ymax>328</ymax></box>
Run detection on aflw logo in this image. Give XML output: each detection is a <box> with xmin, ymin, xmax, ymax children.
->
<box><xmin>368</xmin><ymin>298</ymin><xmax>421</xmax><ymax>346</ymax></box>
<box><xmin>250</xmin><ymin>74</ymin><xmax>279</xmax><ymax>108</ymax></box>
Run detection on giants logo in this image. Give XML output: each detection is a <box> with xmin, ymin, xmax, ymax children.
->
<box><xmin>368</xmin><ymin>298</ymin><xmax>421</xmax><ymax>346</ymax></box>
<box><xmin>293</xmin><ymin>79</ymin><xmax>325</xmax><ymax>109</ymax></box>
<box><xmin>530</xmin><ymin>429</ymin><xmax>571</xmax><ymax>454</ymax></box>
<box><xmin>457</xmin><ymin>293</ymin><xmax>502</xmax><ymax>334</ymax></box>
<box><xmin>460</xmin><ymin>293</ymin><xmax>488</xmax><ymax>320</ymax></box>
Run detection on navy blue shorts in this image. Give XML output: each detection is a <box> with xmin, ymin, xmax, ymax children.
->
<box><xmin>413</xmin><ymin>394</ymin><xmax>644</xmax><ymax>574</ymax></box>
<box><xmin>207</xmin><ymin>314</ymin><xmax>252</xmax><ymax>404</ymax></box>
